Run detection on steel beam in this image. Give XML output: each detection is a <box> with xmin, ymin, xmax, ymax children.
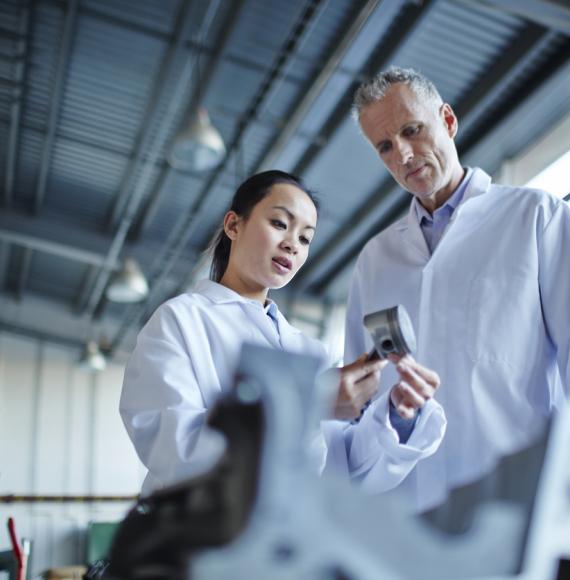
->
<box><xmin>15</xmin><ymin>247</ymin><xmax>32</xmax><ymax>300</ymax></box>
<box><xmin>34</xmin><ymin>0</ymin><xmax>79</xmax><ymax>213</ymax></box>
<box><xmin>4</xmin><ymin>2</ymin><xmax>31</xmax><ymax>207</ymax></box>
<box><xmin>256</xmin><ymin>0</ymin><xmax>383</xmax><ymax>172</ymax></box>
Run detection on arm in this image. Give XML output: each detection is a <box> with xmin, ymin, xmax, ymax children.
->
<box><xmin>538</xmin><ymin>199</ymin><xmax>570</xmax><ymax>392</ymax></box>
<box><xmin>323</xmin><ymin>259</ymin><xmax>446</xmax><ymax>492</ymax></box>
<box><xmin>119</xmin><ymin>303</ymin><xmax>225</xmax><ymax>491</ymax></box>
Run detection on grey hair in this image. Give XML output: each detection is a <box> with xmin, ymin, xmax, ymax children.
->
<box><xmin>352</xmin><ymin>67</ymin><xmax>443</xmax><ymax>122</ymax></box>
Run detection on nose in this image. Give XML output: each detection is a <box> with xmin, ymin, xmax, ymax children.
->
<box><xmin>394</xmin><ymin>138</ymin><xmax>413</xmax><ymax>165</ymax></box>
<box><xmin>280</xmin><ymin>235</ymin><xmax>298</xmax><ymax>254</ymax></box>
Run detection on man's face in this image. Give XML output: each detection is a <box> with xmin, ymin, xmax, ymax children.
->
<box><xmin>359</xmin><ymin>83</ymin><xmax>462</xmax><ymax>211</ymax></box>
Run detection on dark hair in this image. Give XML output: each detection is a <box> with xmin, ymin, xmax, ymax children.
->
<box><xmin>209</xmin><ymin>170</ymin><xmax>318</xmax><ymax>282</ymax></box>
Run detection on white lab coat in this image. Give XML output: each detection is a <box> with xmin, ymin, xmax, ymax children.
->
<box><xmin>120</xmin><ymin>280</ymin><xmax>445</xmax><ymax>495</ymax></box>
<box><xmin>345</xmin><ymin>167</ymin><xmax>570</xmax><ymax>512</ymax></box>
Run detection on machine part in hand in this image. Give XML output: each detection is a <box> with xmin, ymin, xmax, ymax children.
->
<box><xmin>364</xmin><ymin>304</ymin><xmax>416</xmax><ymax>360</ymax></box>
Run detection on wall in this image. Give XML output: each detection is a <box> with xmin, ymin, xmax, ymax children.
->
<box><xmin>0</xmin><ymin>331</ymin><xmax>144</xmax><ymax>575</ymax></box>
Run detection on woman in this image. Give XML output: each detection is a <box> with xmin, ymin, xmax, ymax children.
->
<box><xmin>120</xmin><ymin>171</ymin><xmax>444</xmax><ymax>495</ymax></box>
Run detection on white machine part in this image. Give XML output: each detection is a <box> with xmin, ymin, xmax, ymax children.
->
<box><xmin>189</xmin><ymin>345</ymin><xmax>570</xmax><ymax>580</ymax></box>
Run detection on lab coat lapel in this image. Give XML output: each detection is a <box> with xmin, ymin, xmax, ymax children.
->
<box><xmin>275</xmin><ymin>312</ymin><xmax>304</xmax><ymax>352</ymax></box>
<box><xmin>401</xmin><ymin>202</ymin><xmax>430</xmax><ymax>261</ymax></box>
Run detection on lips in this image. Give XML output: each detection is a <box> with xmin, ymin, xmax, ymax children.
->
<box><xmin>272</xmin><ymin>256</ymin><xmax>292</xmax><ymax>272</ymax></box>
<box><xmin>406</xmin><ymin>164</ymin><xmax>426</xmax><ymax>179</ymax></box>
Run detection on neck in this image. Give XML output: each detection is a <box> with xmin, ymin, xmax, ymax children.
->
<box><xmin>419</xmin><ymin>164</ymin><xmax>465</xmax><ymax>214</ymax></box>
<box><xmin>219</xmin><ymin>269</ymin><xmax>268</xmax><ymax>304</ymax></box>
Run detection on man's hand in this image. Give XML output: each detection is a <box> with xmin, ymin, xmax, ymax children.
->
<box><xmin>389</xmin><ymin>354</ymin><xmax>440</xmax><ymax>420</ymax></box>
<box><xmin>334</xmin><ymin>354</ymin><xmax>388</xmax><ymax>420</ymax></box>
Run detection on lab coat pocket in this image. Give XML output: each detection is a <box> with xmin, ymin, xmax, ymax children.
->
<box><xmin>467</xmin><ymin>273</ymin><xmax>533</xmax><ymax>368</ymax></box>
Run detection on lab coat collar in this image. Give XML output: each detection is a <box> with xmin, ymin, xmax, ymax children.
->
<box><xmin>193</xmin><ymin>279</ymin><xmax>289</xmax><ymax>328</ymax></box>
<box><xmin>401</xmin><ymin>167</ymin><xmax>491</xmax><ymax>233</ymax></box>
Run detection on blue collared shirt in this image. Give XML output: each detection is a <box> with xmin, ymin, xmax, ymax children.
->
<box><xmin>414</xmin><ymin>168</ymin><xmax>473</xmax><ymax>254</ymax></box>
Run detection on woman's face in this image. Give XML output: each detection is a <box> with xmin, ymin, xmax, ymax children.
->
<box><xmin>222</xmin><ymin>183</ymin><xmax>317</xmax><ymax>301</ymax></box>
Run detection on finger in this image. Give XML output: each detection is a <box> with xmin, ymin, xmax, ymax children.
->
<box><xmin>395</xmin><ymin>363</ymin><xmax>434</xmax><ymax>399</ymax></box>
<box><xmin>397</xmin><ymin>356</ymin><xmax>440</xmax><ymax>387</ymax></box>
<box><xmin>391</xmin><ymin>381</ymin><xmax>426</xmax><ymax>410</ymax></box>
<box><xmin>355</xmin><ymin>372</ymin><xmax>382</xmax><ymax>401</ymax></box>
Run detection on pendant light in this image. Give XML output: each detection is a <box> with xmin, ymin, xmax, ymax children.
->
<box><xmin>78</xmin><ymin>341</ymin><xmax>107</xmax><ymax>373</ymax></box>
<box><xmin>106</xmin><ymin>257</ymin><xmax>149</xmax><ymax>303</ymax></box>
<box><xmin>169</xmin><ymin>107</ymin><xmax>225</xmax><ymax>172</ymax></box>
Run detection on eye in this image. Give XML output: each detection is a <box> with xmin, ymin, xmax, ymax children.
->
<box><xmin>403</xmin><ymin>124</ymin><xmax>421</xmax><ymax>137</ymax></box>
<box><xmin>299</xmin><ymin>235</ymin><xmax>311</xmax><ymax>246</ymax></box>
<box><xmin>378</xmin><ymin>142</ymin><xmax>391</xmax><ymax>155</ymax></box>
<box><xmin>271</xmin><ymin>219</ymin><xmax>286</xmax><ymax>229</ymax></box>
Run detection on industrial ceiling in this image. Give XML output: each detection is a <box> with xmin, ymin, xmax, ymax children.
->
<box><xmin>0</xmin><ymin>0</ymin><xmax>569</xmax><ymax>358</ymax></box>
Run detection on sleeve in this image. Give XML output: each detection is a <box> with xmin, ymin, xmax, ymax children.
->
<box><xmin>538</xmin><ymin>198</ymin><xmax>570</xmax><ymax>393</ymax></box>
<box><xmin>119</xmin><ymin>302</ymin><xmax>225</xmax><ymax>492</ymax></box>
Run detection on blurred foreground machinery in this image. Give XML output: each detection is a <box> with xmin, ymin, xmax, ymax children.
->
<box><xmin>107</xmin><ymin>345</ymin><xmax>570</xmax><ymax>580</ymax></box>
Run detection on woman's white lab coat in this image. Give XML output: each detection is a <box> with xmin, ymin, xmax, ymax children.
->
<box><xmin>345</xmin><ymin>168</ymin><xmax>570</xmax><ymax>512</ymax></box>
<box><xmin>120</xmin><ymin>280</ymin><xmax>446</xmax><ymax>495</ymax></box>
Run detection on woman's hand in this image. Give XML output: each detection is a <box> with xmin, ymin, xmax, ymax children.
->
<box><xmin>389</xmin><ymin>354</ymin><xmax>440</xmax><ymax>420</ymax></box>
<box><xmin>334</xmin><ymin>354</ymin><xmax>388</xmax><ymax>420</ymax></box>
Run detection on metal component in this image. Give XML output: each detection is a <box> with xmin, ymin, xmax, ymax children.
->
<box><xmin>363</xmin><ymin>304</ymin><xmax>416</xmax><ymax>360</ymax></box>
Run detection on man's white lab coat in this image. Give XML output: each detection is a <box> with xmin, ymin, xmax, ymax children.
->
<box><xmin>344</xmin><ymin>167</ymin><xmax>570</xmax><ymax>512</ymax></box>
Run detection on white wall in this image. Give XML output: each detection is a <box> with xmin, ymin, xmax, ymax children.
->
<box><xmin>0</xmin><ymin>332</ymin><xmax>145</xmax><ymax>575</ymax></box>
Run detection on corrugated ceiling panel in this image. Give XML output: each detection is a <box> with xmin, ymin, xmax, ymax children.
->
<box><xmin>27</xmin><ymin>252</ymin><xmax>88</xmax><ymax>302</ymax></box>
<box><xmin>226</xmin><ymin>0</ymin><xmax>308</xmax><ymax>69</ymax></box>
<box><xmin>59</xmin><ymin>15</ymin><xmax>168</xmax><ymax>154</ymax></box>
<box><xmin>392</xmin><ymin>0</ymin><xmax>526</xmax><ymax>104</ymax></box>
<box><xmin>45</xmin><ymin>139</ymin><xmax>128</xmax><ymax>223</ymax></box>
<box><xmin>82</xmin><ymin>0</ymin><xmax>181</xmax><ymax>36</ymax></box>
<box><xmin>142</xmin><ymin>171</ymin><xmax>207</xmax><ymax>241</ymax></box>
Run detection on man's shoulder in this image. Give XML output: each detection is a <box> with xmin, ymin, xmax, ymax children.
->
<box><xmin>489</xmin><ymin>179</ymin><xmax>562</xmax><ymax>212</ymax></box>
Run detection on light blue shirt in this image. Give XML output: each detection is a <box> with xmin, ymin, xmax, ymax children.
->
<box><xmin>414</xmin><ymin>168</ymin><xmax>473</xmax><ymax>254</ymax></box>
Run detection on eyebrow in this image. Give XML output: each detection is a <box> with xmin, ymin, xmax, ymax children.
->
<box><xmin>271</xmin><ymin>205</ymin><xmax>316</xmax><ymax>231</ymax></box>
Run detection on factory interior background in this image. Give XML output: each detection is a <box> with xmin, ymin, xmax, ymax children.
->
<box><xmin>0</xmin><ymin>0</ymin><xmax>568</xmax><ymax>575</ymax></box>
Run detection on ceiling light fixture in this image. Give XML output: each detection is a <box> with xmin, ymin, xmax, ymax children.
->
<box><xmin>106</xmin><ymin>257</ymin><xmax>149</xmax><ymax>303</ymax></box>
<box><xmin>78</xmin><ymin>341</ymin><xmax>107</xmax><ymax>373</ymax></box>
<box><xmin>169</xmin><ymin>107</ymin><xmax>226</xmax><ymax>172</ymax></box>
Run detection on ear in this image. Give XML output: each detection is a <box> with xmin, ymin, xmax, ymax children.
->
<box><xmin>223</xmin><ymin>211</ymin><xmax>241</xmax><ymax>240</ymax></box>
<box><xmin>441</xmin><ymin>103</ymin><xmax>458</xmax><ymax>139</ymax></box>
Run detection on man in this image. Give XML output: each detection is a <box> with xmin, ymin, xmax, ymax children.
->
<box><xmin>345</xmin><ymin>67</ymin><xmax>570</xmax><ymax>512</ymax></box>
